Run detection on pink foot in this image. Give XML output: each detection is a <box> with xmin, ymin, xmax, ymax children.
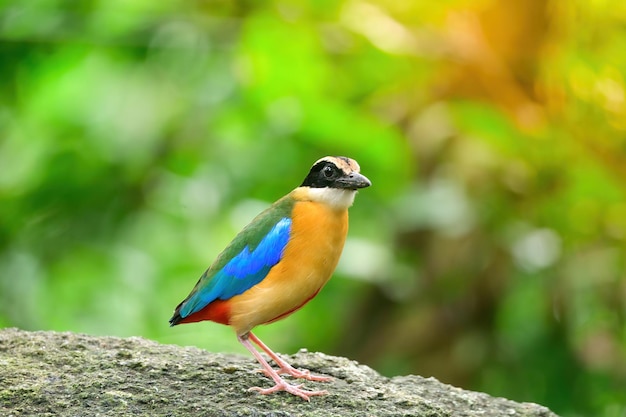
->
<box><xmin>239</xmin><ymin>333</ymin><xmax>331</xmax><ymax>401</ymax></box>
<box><xmin>249</xmin><ymin>381</ymin><xmax>328</xmax><ymax>402</ymax></box>
<box><xmin>248</xmin><ymin>333</ymin><xmax>332</xmax><ymax>382</ymax></box>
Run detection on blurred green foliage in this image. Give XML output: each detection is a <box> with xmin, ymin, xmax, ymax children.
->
<box><xmin>1</xmin><ymin>1</ymin><xmax>625</xmax><ymax>416</ymax></box>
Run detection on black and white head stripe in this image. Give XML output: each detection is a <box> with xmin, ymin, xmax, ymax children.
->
<box><xmin>300</xmin><ymin>156</ymin><xmax>368</xmax><ymax>189</ymax></box>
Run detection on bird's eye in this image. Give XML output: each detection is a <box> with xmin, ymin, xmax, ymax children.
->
<box><xmin>322</xmin><ymin>166</ymin><xmax>334</xmax><ymax>178</ymax></box>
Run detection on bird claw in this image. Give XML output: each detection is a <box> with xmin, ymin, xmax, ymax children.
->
<box><xmin>249</xmin><ymin>382</ymin><xmax>329</xmax><ymax>402</ymax></box>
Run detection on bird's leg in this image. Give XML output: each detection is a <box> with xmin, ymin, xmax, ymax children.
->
<box><xmin>248</xmin><ymin>332</ymin><xmax>332</xmax><ymax>382</ymax></box>
<box><xmin>237</xmin><ymin>334</ymin><xmax>328</xmax><ymax>401</ymax></box>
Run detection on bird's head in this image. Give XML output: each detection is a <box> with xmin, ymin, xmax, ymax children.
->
<box><xmin>299</xmin><ymin>156</ymin><xmax>371</xmax><ymax>209</ymax></box>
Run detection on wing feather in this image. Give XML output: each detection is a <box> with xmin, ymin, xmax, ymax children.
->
<box><xmin>178</xmin><ymin>217</ymin><xmax>291</xmax><ymax>317</ymax></box>
<box><xmin>171</xmin><ymin>195</ymin><xmax>295</xmax><ymax>324</ymax></box>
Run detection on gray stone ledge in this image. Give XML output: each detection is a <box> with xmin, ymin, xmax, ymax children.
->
<box><xmin>0</xmin><ymin>328</ymin><xmax>559</xmax><ymax>417</ymax></box>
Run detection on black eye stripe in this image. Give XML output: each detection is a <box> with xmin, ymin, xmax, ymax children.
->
<box><xmin>301</xmin><ymin>161</ymin><xmax>344</xmax><ymax>188</ymax></box>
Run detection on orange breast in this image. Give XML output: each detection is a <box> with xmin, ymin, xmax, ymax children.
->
<box><xmin>227</xmin><ymin>197</ymin><xmax>349</xmax><ymax>335</ymax></box>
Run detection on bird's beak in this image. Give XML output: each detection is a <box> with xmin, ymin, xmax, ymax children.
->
<box><xmin>336</xmin><ymin>172</ymin><xmax>372</xmax><ymax>190</ymax></box>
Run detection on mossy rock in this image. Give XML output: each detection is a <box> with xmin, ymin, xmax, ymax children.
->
<box><xmin>0</xmin><ymin>328</ymin><xmax>558</xmax><ymax>417</ymax></box>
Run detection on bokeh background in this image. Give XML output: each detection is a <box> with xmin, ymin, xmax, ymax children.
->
<box><xmin>1</xmin><ymin>1</ymin><xmax>625</xmax><ymax>416</ymax></box>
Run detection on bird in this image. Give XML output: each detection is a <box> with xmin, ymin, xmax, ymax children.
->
<box><xmin>169</xmin><ymin>156</ymin><xmax>371</xmax><ymax>401</ymax></box>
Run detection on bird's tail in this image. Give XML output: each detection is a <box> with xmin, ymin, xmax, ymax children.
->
<box><xmin>168</xmin><ymin>302</ymin><xmax>185</xmax><ymax>327</ymax></box>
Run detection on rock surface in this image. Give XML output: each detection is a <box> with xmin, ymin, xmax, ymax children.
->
<box><xmin>0</xmin><ymin>328</ymin><xmax>559</xmax><ymax>417</ymax></box>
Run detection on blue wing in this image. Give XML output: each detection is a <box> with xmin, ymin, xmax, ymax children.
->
<box><xmin>178</xmin><ymin>217</ymin><xmax>292</xmax><ymax>318</ymax></box>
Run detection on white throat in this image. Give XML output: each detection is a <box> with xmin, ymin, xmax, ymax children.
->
<box><xmin>306</xmin><ymin>188</ymin><xmax>357</xmax><ymax>210</ymax></box>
